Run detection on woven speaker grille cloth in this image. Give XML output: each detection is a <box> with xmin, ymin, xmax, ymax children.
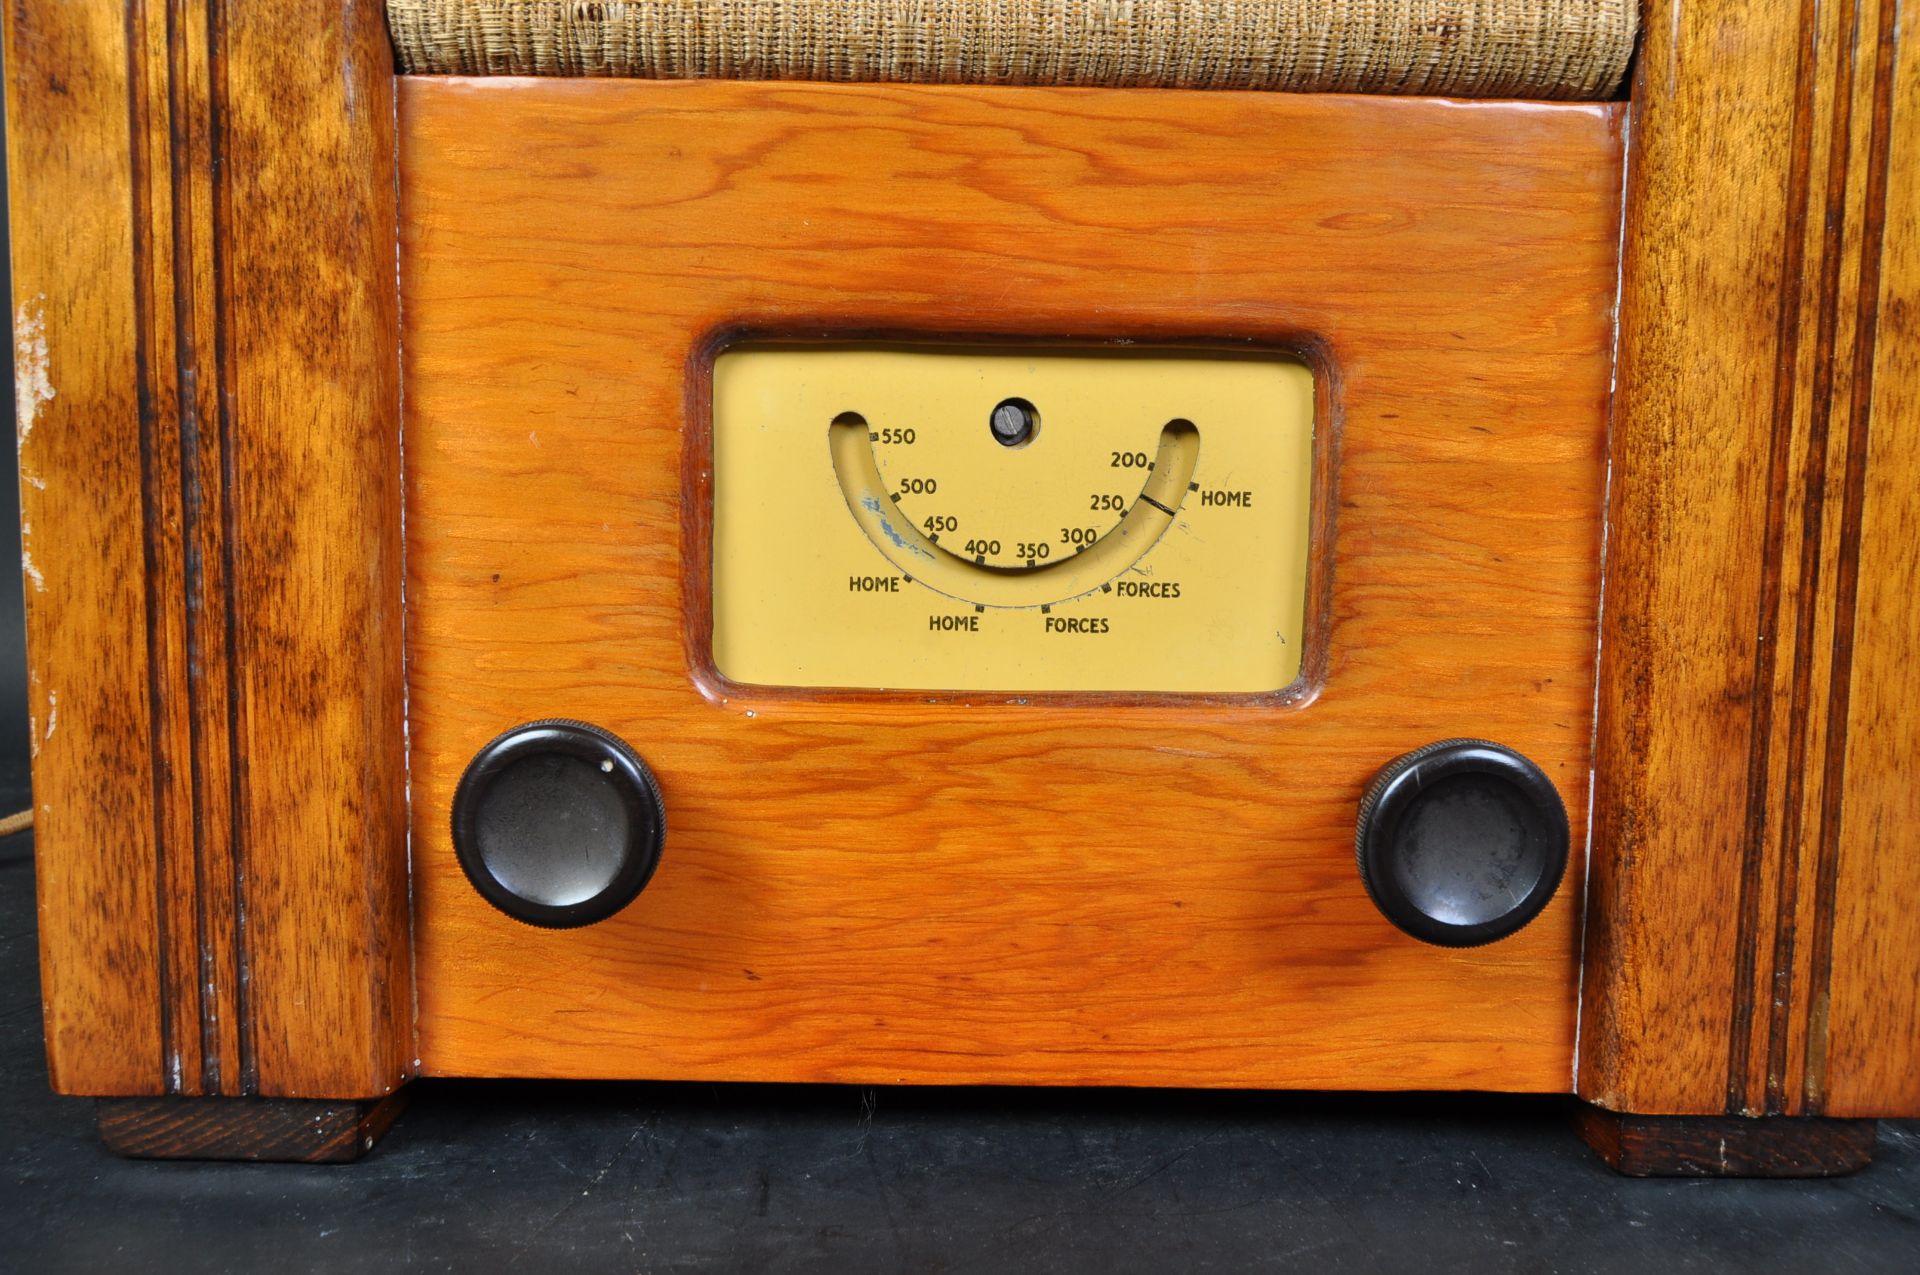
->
<box><xmin>388</xmin><ymin>1</ymin><xmax>1639</xmax><ymax>99</ymax></box>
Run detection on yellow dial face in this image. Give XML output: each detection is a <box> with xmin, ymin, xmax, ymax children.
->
<box><xmin>709</xmin><ymin>344</ymin><xmax>1315</xmax><ymax>695</ymax></box>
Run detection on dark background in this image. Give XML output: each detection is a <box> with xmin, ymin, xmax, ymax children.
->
<box><xmin>3</xmin><ymin>114</ymin><xmax>1917</xmax><ymax>1275</ymax></box>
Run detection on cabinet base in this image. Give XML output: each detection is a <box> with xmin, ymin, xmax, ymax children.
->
<box><xmin>1575</xmin><ymin>1105</ymin><xmax>1877</xmax><ymax>1177</ymax></box>
<box><xmin>89</xmin><ymin>1091</ymin><xmax>1884</xmax><ymax>1173</ymax></box>
<box><xmin>96</xmin><ymin>1092</ymin><xmax>408</xmax><ymax>1163</ymax></box>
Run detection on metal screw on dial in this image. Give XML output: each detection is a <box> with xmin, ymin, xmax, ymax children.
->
<box><xmin>990</xmin><ymin>398</ymin><xmax>1039</xmax><ymax>447</ymax></box>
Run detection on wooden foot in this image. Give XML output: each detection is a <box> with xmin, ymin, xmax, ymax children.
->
<box><xmin>96</xmin><ymin>1091</ymin><xmax>408</xmax><ymax>1163</ymax></box>
<box><xmin>1575</xmin><ymin>1105</ymin><xmax>1876</xmax><ymax>1177</ymax></box>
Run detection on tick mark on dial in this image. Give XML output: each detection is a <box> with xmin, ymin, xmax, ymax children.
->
<box><xmin>829</xmin><ymin>415</ymin><xmax>1198</xmax><ymax>609</ymax></box>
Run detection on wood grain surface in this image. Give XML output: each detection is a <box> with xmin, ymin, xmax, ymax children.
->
<box><xmin>1581</xmin><ymin>0</ymin><xmax>1920</xmax><ymax>1119</ymax></box>
<box><xmin>96</xmin><ymin>1093</ymin><xmax>407</xmax><ymax>1162</ymax></box>
<box><xmin>400</xmin><ymin>80</ymin><xmax>1623</xmax><ymax>1091</ymax></box>
<box><xmin>217</xmin><ymin>0</ymin><xmax>413</xmax><ymax>1101</ymax></box>
<box><xmin>1574</xmin><ymin>1107</ymin><xmax>1879</xmax><ymax>1178</ymax></box>
<box><xmin>1823</xmin><ymin>0</ymin><xmax>1920</xmax><ymax>1118</ymax></box>
<box><xmin>7</xmin><ymin>0</ymin><xmax>163</xmax><ymax>1095</ymax></box>
<box><xmin>5</xmin><ymin>0</ymin><xmax>412</xmax><ymax>1098</ymax></box>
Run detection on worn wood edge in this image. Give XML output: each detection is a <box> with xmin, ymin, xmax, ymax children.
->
<box><xmin>95</xmin><ymin>1091</ymin><xmax>409</xmax><ymax>1163</ymax></box>
<box><xmin>9</xmin><ymin>0</ymin><xmax>169</xmax><ymax>1096</ymax></box>
<box><xmin>6</xmin><ymin>0</ymin><xmax>414</xmax><ymax>1098</ymax></box>
<box><xmin>1573</xmin><ymin>1104</ymin><xmax>1877</xmax><ymax>1178</ymax></box>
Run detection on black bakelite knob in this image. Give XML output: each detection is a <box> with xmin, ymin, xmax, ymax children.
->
<box><xmin>451</xmin><ymin>719</ymin><xmax>665</xmax><ymax>929</ymax></box>
<box><xmin>1355</xmin><ymin>739</ymin><xmax>1569</xmax><ymax>947</ymax></box>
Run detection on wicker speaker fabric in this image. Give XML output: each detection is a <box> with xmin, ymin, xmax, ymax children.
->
<box><xmin>388</xmin><ymin>1</ymin><xmax>1639</xmax><ymax>100</ymax></box>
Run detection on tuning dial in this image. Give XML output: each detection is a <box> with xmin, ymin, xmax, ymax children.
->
<box><xmin>1355</xmin><ymin>739</ymin><xmax>1569</xmax><ymax>947</ymax></box>
<box><xmin>451</xmin><ymin>720</ymin><xmax>665</xmax><ymax>929</ymax></box>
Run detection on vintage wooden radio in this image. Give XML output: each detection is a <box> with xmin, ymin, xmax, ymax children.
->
<box><xmin>8</xmin><ymin>0</ymin><xmax>1916</xmax><ymax>1172</ymax></box>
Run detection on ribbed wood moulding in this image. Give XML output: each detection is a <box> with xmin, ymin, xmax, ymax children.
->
<box><xmin>1583</xmin><ymin>0</ymin><xmax>1920</xmax><ymax>1119</ymax></box>
<box><xmin>4</xmin><ymin>0</ymin><xmax>414</xmax><ymax>1099</ymax></box>
<box><xmin>387</xmin><ymin>0</ymin><xmax>1641</xmax><ymax>100</ymax></box>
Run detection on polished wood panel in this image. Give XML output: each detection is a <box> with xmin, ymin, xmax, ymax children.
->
<box><xmin>401</xmin><ymin>81</ymin><xmax>1622</xmax><ymax>1090</ymax></box>
<box><xmin>4</xmin><ymin>0</ymin><xmax>411</xmax><ymax>1099</ymax></box>
<box><xmin>1574</xmin><ymin>1107</ymin><xmax>1878</xmax><ymax>1178</ymax></box>
<box><xmin>97</xmin><ymin>1093</ymin><xmax>407</xmax><ymax>1162</ymax></box>
<box><xmin>1582</xmin><ymin>0</ymin><xmax>1920</xmax><ymax>1118</ymax></box>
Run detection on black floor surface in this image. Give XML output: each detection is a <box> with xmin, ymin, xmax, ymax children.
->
<box><xmin>0</xmin><ymin>832</ymin><xmax>1916</xmax><ymax>1272</ymax></box>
